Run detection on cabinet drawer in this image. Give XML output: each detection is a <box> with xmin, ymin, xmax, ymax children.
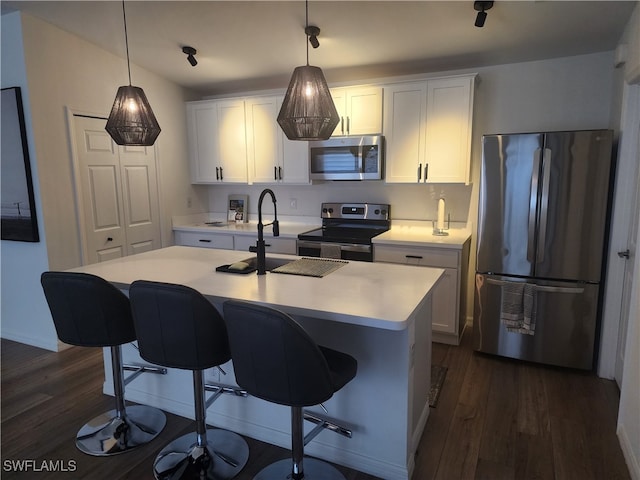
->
<box><xmin>374</xmin><ymin>244</ymin><xmax>459</xmax><ymax>268</ymax></box>
<box><xmin>234</xmin><ymin>235</ymin><xmax>297</xmax><ymax>255</ymax></box>
<box><xmin>174</xmin><ymin>231</ymin><xmax>234</xmax><ymax>250</ymax></box>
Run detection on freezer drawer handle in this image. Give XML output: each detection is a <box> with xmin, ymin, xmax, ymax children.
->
<box><xmin>485</xmin><ymin>277</ymin><xmax>584</xmax><ymax>294</ymax></box>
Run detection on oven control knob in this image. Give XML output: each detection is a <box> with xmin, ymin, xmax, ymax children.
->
<box><xmin>374</xmin><ymin>209</ymin><xmax>380</xmax><ymax>214</ymax></box>
<box><xmin>328</xmin><ymin>208</ymin><xmax>333</xmax><ymax>214</ymax></box>
<box><xmin>322</xmin><ymin>208</ymin><xmax>327</xmax><ymax>213</ymax></box>
<box><xmin>381</xmin><ymin>209</ymin><xmax>387</xmax><ymax>215</ymax></box>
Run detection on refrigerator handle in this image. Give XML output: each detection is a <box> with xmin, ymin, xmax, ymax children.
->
<box><xmin>537</xmin><ymin>148</ymin><xmax>552</xmax><ymax>263</ymax></box>
<box><xmin>527</xmin><ymin>149</ymin><xmax>542</xmax><ymax>262</ymax></box>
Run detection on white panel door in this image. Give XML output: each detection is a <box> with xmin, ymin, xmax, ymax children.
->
<box><xmin>74</xmin><ymin>115</ymin><xmax>161</xmax><ymax>264</ymax></box>
<box><xmin>118</xmin><ymin>144</ymin><xmax>161</xmax><ymax>256</ymax></box>
<box><xmin>74</xmin><ymin>116</ymin><xmax>126</xmax><ymax>263</ymax></box>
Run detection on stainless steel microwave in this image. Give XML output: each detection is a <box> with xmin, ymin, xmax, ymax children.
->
<box><xmin>309</xmin><ymin>135</ymin><xmax>384</xmax><ymax>181</ymax></box>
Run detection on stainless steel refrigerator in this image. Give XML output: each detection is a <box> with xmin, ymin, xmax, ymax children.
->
<box><xmin>473</xmin><ymin>130</ymin><xmax>614</xmax><ymax>370</ymax></box>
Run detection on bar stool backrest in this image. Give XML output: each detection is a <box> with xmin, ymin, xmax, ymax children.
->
<box><xmin>41</xmin><ymin>271</ymin><xmax>135</xmax><ymax>347</ymax></box>
<box><xmin>223</xmin><ymin>300</ymin><xmax>335</xmax><ymax>407</ymax></box>
<box><xmin>129</xmin><ymin>280</ymin><xmax>230</xmax><ymax>370</ymax></box>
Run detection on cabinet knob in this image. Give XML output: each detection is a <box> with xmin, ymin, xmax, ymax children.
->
<box><xmin>107</xmin><ymin>237</ymin><xmax>113</xmax><ymax>242</ymax></box>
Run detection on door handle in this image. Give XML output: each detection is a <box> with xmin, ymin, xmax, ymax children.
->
<box><xmin>527</xmin><ymin>149</ymin><xmax>542</xmax><ymax>263</ymax></box>
<box><xmin>618</xmin><ymin>250</ymin><xmax>630</xmax><ymax>259</ymax></box>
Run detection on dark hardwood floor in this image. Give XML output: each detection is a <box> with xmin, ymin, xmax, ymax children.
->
<box><xmin>1</xmin><ymin>331</ymin><xmax>630</xmax><ymax>479</ymax></box>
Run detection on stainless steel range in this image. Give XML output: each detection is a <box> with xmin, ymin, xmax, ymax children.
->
<box><xmin>297</xmin><ymin>203</ymin><xmax>391</xmax><ymax>262</ymax></box>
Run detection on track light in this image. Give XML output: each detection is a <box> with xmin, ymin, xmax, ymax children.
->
<box><xmin>305</xmin><ymin>25</ymin><xmax>320</xmax><ymax>49</ymax></box>
<box><xmin>182</xmin><ymin>46</ymin><xmax>197</xmax><ymax>66</ymax></box>
<box><xmin>474</xmin><ymin>1</ymin><xmax>494</xmax><ymax>28</ymax></box>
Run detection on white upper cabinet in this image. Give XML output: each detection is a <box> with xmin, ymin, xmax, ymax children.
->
<box><xmin>245</xmin><ymin>96</ymin><xmax>309</xmax><ymax>185</ymax></box>
<box><xmin>187</xmin><ymin>99</ymin><xmax>248</xmax><ymax>184</ymax></box>
<box><xmin>330</xmin><ymin>86</ymin><xmax>383</xmax><ymax>136</ymax></box>
<box><xmin>383</xmin><ymin>74</ymin><xmax>476</xmax><ymax>184</ymax></box>
<box><xmin>382</xmin><ymin>82</ymin><xmax>428</xmax><ymax>183</ymax></box>
<box><xmin>424</xmin><ymin>75</ymin><xmax>475</xmax><ymax>183</ymax></box>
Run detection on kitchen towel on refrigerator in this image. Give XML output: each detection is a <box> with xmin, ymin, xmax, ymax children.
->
<box><xmin>499</xmin><ymin>282</ymin><xmax>537</xmax><ymax>335</ymax></box>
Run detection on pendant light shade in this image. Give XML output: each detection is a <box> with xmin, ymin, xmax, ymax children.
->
<box><xmin>277</xmin><ymin>65</ymin><xmax>339</xmax><ymax>141</ymax></box>
<box><xmin>105</xmin><ymin>86</ymin><xmax>161</xmax><ymax>146</ymax></box>
<box><xmin>106</xmin><ymin>1</ymin><xmax>161</xmax><ymax>146</ymax></box>
<box><xmin>277</xmin><ymin>0</ymin><xmax>339</xmax><ymax>141</ymax></box>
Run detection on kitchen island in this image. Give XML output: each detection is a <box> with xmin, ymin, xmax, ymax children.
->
<box><xmin>68</xmin><ymin>246</ymin><xmax>443</xmax><ymax>480</ymax></box>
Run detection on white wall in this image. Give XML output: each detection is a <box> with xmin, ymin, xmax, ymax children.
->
<box><xmin>618</xmin><ymin>192</ymin><xmax>640</xmax><ymax>479</ymax></box>
<box><xmin>0</xmin><ymin>12</ymin><xmax>58</xmax><ymax>350</ymax></box>
<box><xmin>616</xmin><ymin>4</ymin><xmax>640</xmax><ymax>479</ymax></box>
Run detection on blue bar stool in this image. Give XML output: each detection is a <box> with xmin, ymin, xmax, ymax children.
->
<box><xmin>223</xmin><ymin>300</ymin><xmax>357</xmax><ymax>480</ymax></box>
<box><xmin>129</xmin><ymin>280</ymin><xmax>249</xmax><ymax>480</ymax></box>
<box><xmin>40</xmin><ymin>271</ymin><xmax>167</xmax><ymax>456</ymax></box>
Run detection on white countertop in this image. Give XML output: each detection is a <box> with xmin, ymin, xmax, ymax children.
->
<box><xmin>172</xmin><ymin>215</ymin><xmax>319</xmax><ymax>239</ymax></box>
<box><xmin>69</xmin><ymin>246</ymin><xmax>443</xmax><ymax>331</ymax></box>
<box><xmin>173</xmin><ymin>215</ymin><xmax>471</xmax><ymax>248</ymax></box>
<box><xmin>373</xmin><ymin>223</ymin><xmax>472</xmax><ymax>249</ymax></box>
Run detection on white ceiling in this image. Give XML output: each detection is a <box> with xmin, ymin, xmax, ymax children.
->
<box><xmin>2</xmin><ymin>1</ymin><xmax>636</xmax><ymax>96</ymax></box>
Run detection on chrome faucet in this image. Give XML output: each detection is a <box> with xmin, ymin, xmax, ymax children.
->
<box><xmin>255</xmin><ymin>188</ymin><xmax>279</xmax><ymax>275</ymax></box>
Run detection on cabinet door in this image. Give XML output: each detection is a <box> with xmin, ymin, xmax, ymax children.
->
<box><xmin>246</xmin><ymin>96</ymin><xmax>310</xmax><ymax>185</ymax></box>
<box><xmin>383</xmin><ymin>82</ymin><xmax>427</xmax><ymax>183</ymax></box>
<box><xmin>424</xmin><ymin>75</ymin><xmax>474</xmax><ymax>183</ymax></box>
<box><xmin>330</xmin><ymin>86</ymin><xmax>382</xmax><ymax>136</ymax></box>
<box><xmin>246</xmin><ymin>96</ymin><xmax>280</xmax><ymax>183</ymax></box>
<box><xmin>187</xmin><ymin>102</ymin><xmax>220</xmax><ymax>183</ymax></box>
<box><xmin>216</xmin><ymin>99</ymin><xmax>248</xmax><ymax>183</ymax></box>
<box><xmin>277</xmin><ymin>96</ymin><xmax>310</xmax><ymax>184</ymax></box>
<box><xmin>431</xmin><ymin>267</ymin><xmax>458</xmax><ymax>334</ymax></box>
<box><xmin>345</xmin><ymin>86</ymin><xmax>383</xmax><ymax>135</ymax></box>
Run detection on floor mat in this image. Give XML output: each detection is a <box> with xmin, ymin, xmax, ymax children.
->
<box><xmin>429</xmin><ymin>365</ymin><xmax>448</xmax><ymax>407</ymax></box>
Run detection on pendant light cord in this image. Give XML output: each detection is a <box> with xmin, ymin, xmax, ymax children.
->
<box><xmin>305</xmin><ymin>0</ymin><xmax>309</xmax><ymax>65</ymax></box>
<box><xmin>122</xmin><ymin>0</ymin><xmax>132</xmax><ymax>85</ymax></box>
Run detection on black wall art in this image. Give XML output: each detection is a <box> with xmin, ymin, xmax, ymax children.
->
<box><xmin>1</xmin><ymin>87</ymin><xmax>40</xmax><ymax>242</ymax></box>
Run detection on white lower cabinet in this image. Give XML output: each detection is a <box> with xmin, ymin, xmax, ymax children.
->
<box><xmin>174</xmin><ymin>231</ymin><xmax>234</xmax><ymax>250</ymax></box>
<box><xmin>374</xmin><ymin>240</ymin><xmax>470</xmax><ymax>345</ymax></box>
<box><xmin>175</xmin><ymin>230</ymin><xmax>297</xmax><ymax>255</ymax></box>
<box><xmin>233</xmin><ymin>235</ymin><xmax>297</xmax><ymax>255</ymax></box>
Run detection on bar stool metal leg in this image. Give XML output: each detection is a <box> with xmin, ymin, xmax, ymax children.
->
<box><xmin>76</xmin><ymin>345</ymin><xmax>167</xmax><ymax>456</ymax></box>
<box><xmin>153</xmin><ymin>370</ymin><xmax>249</xmax><ymax>480</ymax></box>
<box><xmin>254</xmin><ymin>407</ymin><xmax>346</xmax><ymax>480</ymax></box>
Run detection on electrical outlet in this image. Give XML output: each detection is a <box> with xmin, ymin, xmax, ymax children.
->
<box><xmin>289</xmin><ymin>198</ymin><xmax>297</xmax><ymax>210</ymax></box>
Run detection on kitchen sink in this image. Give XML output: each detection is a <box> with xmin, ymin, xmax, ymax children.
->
<box><xmin>240</xmin><ymin>256</ymin><xmax>294</xmax><ymax>272</ymax></box>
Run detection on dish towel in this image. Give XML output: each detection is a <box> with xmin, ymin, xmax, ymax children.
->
<box><xmin>500</xmin><ymin>282</ymin><xmax>537</xmax><ymax>336</ymax></box>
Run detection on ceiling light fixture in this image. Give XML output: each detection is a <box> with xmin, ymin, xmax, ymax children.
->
<box><xmin>182</xmin><ymin>46</ymin><xmax>197</xmax><ymax>67</ymax></box>
<box><xmin>277</xmin><ymin>0</ymin><xmax>339</xmax><ymax>141</ymax></box>
<box><xmin>474</xmin><ymin>1</ymin><xmax>494</xmax><ymax>28</ymax></box>
<box><xmin>105</xmin><ymin>0</ymin><xmax>161</xmax><ymax>146</ymax></box>
<box><xmin>305</xmin><ymin>25</ymin><xmax>320</xmax><ymax>49</ymax></box>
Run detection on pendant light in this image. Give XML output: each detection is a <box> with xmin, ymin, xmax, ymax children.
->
<box><xmin>105</xmin><ymin>0</ymin><xmax>161</xmax><ymax>146</ymax></box>
<box><xmin>277</xmin><ymin>0</ymin><xmax>339</xmax><ymax>141</ymax></box>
